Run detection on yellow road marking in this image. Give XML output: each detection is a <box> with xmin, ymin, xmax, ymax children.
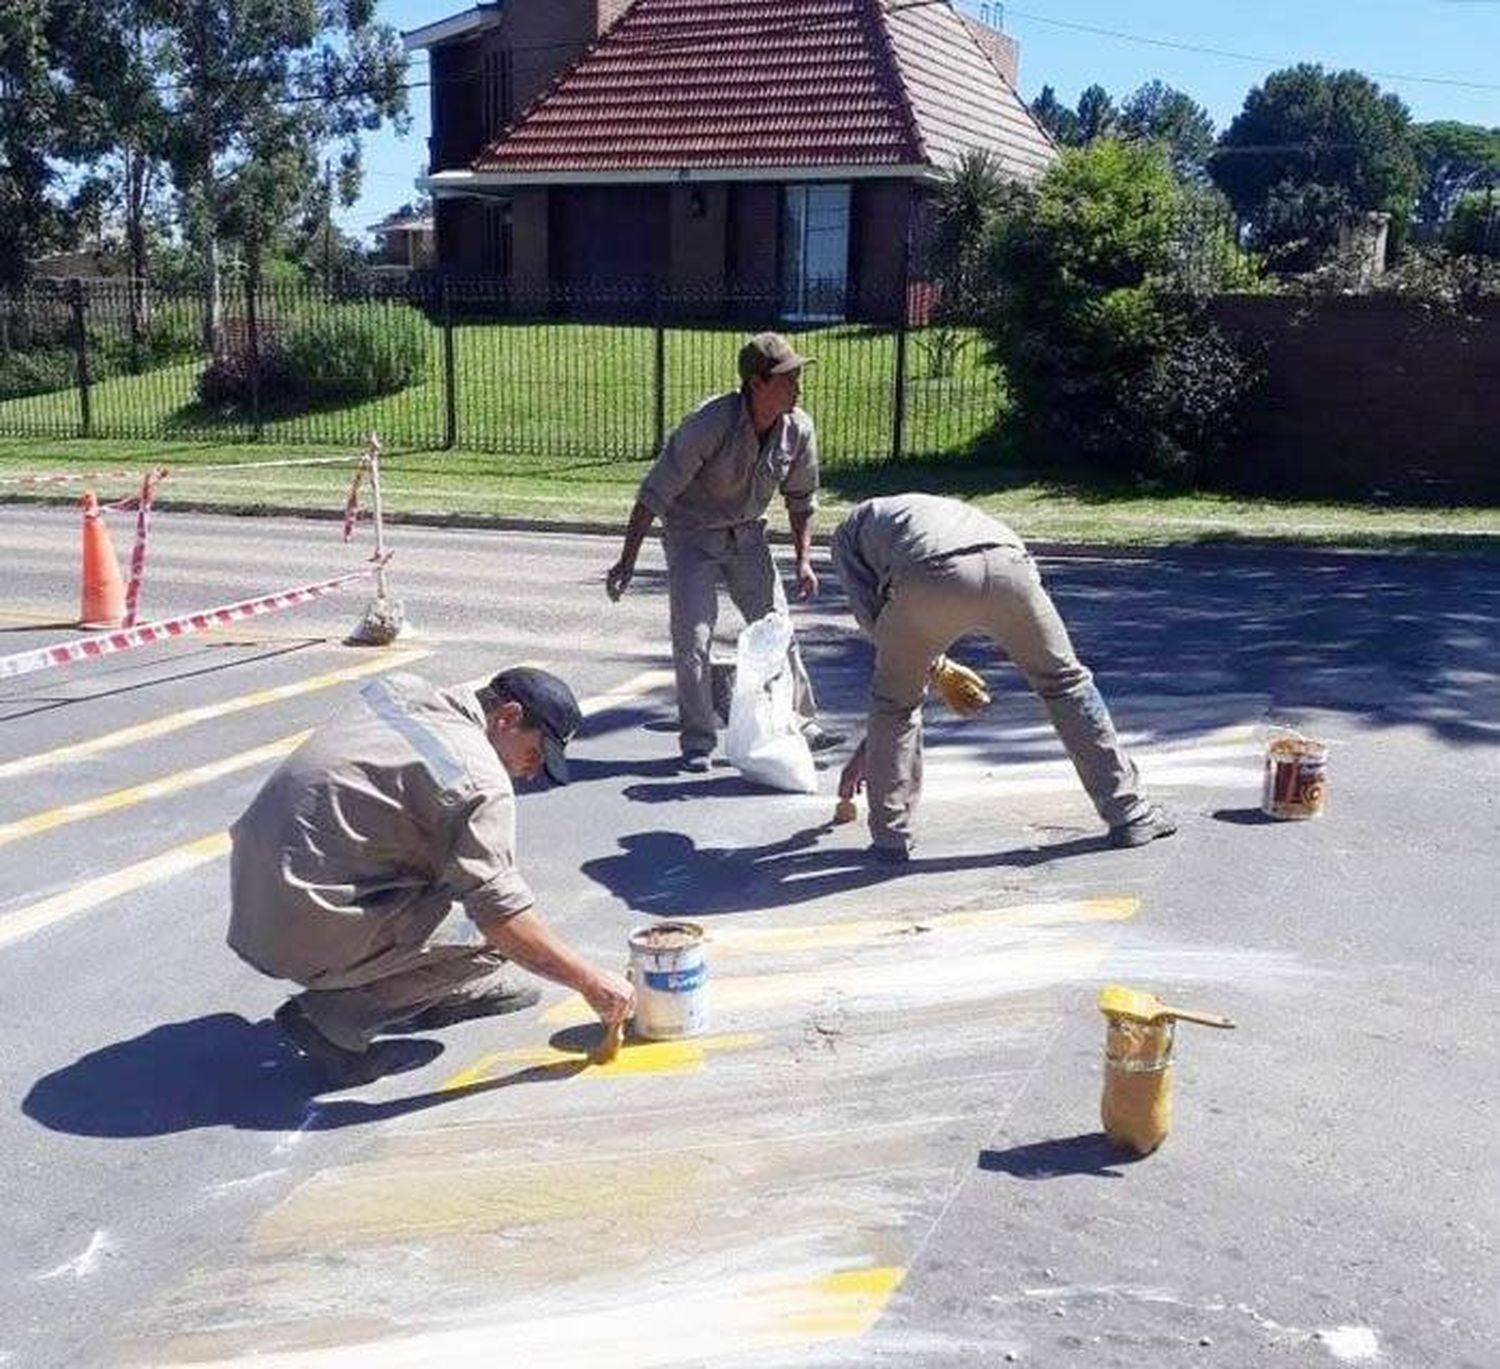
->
<box><xmin>0</xmin><ymin>832</ymin><xmax>230</xmax><ymax>950</ymax></box>
<box><xmin>157</xmin><ymin>1262</ymin><xmax>908</xmax><ymax>1367</ymax></box>
<box><xmin>785</xmin><ymin>1266</ymin><xmax>907</xmax><ymax>1337</ymax></box>
<box><xmin>703</xmin><ymin>895</ymin><xmax>1140</xmax><ymax>956</ymax></box>
<box><xmin>0</xmin><ymin>734</ymin><xmax>306</xmax><ymax>848</ymax></box>
<box><xmin>0</xmin><ymin>646</ymin><xmax>430</xmax><ymax>781</ymax></box>
<box><xmin>440</xmin><ymin>1032</ymin><xmax>761</xmax><ymax>1090</ymax></box>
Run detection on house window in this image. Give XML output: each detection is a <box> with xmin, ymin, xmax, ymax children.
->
<box><xmin>780</xmin><ymin>183</ymin><xmax>850</xmax><ymax>320</ymax></box>
<box><xmin>481</xmin><ymin>49</ymin><xmax>513</xmax><ymax>135</ymax></box>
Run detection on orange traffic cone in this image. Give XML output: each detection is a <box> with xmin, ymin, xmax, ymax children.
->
<box><xmin>79</xmin><ymin>491</ymin><xmax>126</xmax><ymax>628</ymax></box>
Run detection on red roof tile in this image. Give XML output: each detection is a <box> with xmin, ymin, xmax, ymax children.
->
<box><xmin>474</xmin><ymin>0</ymin><xmax>923</xmax><ymax>172</ymax></box>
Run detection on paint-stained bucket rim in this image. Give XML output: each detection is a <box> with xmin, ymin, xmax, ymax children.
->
<box><xmin>628</xmin><ymin>919</ymin><xmax>705</xmax><ymax>954</ymax></box>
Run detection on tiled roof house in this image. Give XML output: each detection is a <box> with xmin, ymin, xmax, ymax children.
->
<box><xmin>406</xmin><ymin>0</ymin><xmax>1055</xmax><ymax>319</ymax></box>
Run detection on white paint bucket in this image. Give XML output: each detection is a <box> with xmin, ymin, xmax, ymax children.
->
<box><xmin>1261</xmin><ymin>732</ymin><xmax>1329</xmax><ymax>820</ymax></box>
<box><xmin>628</xmin><ymin>920</ymin><xmax>708</xmax><ymax>1040</ymax></box>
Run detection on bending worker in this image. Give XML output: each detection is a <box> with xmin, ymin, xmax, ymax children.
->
<box><xmin>606</xmin><ymin>331</ymin><xmax>842</xmax><ymax>772</ymax></box>
<box><xmin>832</xmin><ymin>494</ymin><xmax>1176</xmax><ymax>861</ymax></box>
<box><xmin>228</xmin><ymin>667</ymin><xmax>634</xmax><ymax>1087</ymax></box>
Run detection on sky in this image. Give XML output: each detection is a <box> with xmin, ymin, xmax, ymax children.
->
<box><xmin>341</xmin><ymin>0</ymin><xmax>1500</xmax><ymax>238</ymax></box>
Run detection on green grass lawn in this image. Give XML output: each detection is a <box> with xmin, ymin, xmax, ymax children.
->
<box><xmin>0</xmin><ymin>313</ymin><xmax>1002</xmax><ymax>467</ymax></box>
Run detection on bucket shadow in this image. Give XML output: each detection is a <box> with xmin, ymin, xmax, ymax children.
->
<box><xmin>1212</xmin><ymin>807</ymin><xmax>1282</xmax><ymax>826</ymax></box>
<box><xmin>978</xmin><ymin>1131</ymin><xmax>1146</xmax><ymax>1180</ymax></box>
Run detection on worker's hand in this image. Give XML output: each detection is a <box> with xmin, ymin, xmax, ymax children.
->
<box><xmin>795</xmin><ymin>557</ymin><xmax>819</xmax><ymax>600</ymax></box>
<box><xmin>582</xmin><ymin>967</ymin><xmax>636</xmax><ymax>1026</ymax></box>
<box><xmin>837</xmin><ymin>741</ymin><xmax>867</xmax><ymax>800</ymax></box>
<box><xmin>605</xmin><ymin>561</ymin><xmax>633</xmax><ymax>601</ymax></box>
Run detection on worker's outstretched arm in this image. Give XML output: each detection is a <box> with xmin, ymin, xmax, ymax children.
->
<box><xmin>484</xmin><ymin>907</ymin><xmax>635</xmax><ymax>1025</ymax></box>
<box><xmin>606</xmin><ymin>500</ymin><xmax>656</xmax><ymax>600</ymax></box>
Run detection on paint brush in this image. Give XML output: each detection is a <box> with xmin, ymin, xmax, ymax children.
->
<box><xmin>592</xmin><ymin>1018</ymin><xmax>624</xmax><ymax>1065</ymax></box>
<box><xmin>1097</xmin><ymin>984</ymin><xmax>1235</xmax><ymax>1029</ymax></box>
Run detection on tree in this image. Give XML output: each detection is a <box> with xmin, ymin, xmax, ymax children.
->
<box><xmin>1119</xmin><ymin>80</ymin><xmax>1216</xmax><ymax>180</ymax></box>
<box><xmin>153</xmin><ymin>1</ymin><xmax>409</xmax><ymax>348</ymax></box>
<box><xmin>1029</xmin><ymin>85</ymin><xmax>1079</xmax><ymax>147</ymax></box>
<box><xmin>1411</xmin><ymin>121</ymin><xmax>1500</xmax><ymax>236</ymax></box>
<box><xmin>1211</xmin><ymin>65</ymin><xmax>1419</xmax><ymax>268</ymax></box>
<box><xmin>46</xmin><ymin>0</ymin><xmax>174</xmax><ymax>349</ymax></box>
<box><xmin>1075</xmin><ymin>85</ymin><xmax>1118</xmax><ymax>144</ymax></box>
<box><xmin>0</xmin><ymin>1</ymin><xmax>64</xmax><ymax>288</ymax></box>
<box><xmin>979</xmin><ymin>139</ymin><xmax>1256</xmax><ymax>483</ymax></box>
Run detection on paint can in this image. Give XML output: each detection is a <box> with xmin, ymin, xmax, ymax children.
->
<box><xmin>1100</xmin><ymin>1013</ymin><xmax>1175</xmax><ymax>1156</ymax></box>
<box><xmin>1261</xmin><ymin>731</ymin><xmax>1329</xmax><ymax>820</ymax></box>
<box><xmin>628</xmin><ymin>920</ymin><xmax>708</xmax><ymax>1040</ymax></box>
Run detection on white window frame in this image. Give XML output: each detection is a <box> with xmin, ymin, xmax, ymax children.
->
<box><xmin>781</xmin><ymin>183</ymin><xmax>851</xmax><ymax>322</ymax></box>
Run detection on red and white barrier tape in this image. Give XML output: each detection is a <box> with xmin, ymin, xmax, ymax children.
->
<box><xmin>121</xmin><ymin>469</ymin><xmax>167</xmax><ymax>628</ymax></box>
<box><xmin>342</xmin><ymin>457</ymin><xmax>369</xmax><ymax>542</ymax></box>
<box><xmin>0</xmin><ymin>561</ymin><xmax>387</xmax><ymax>681</ymax></box>
<box><xmin>0</xmin><ymin>468</ymin><xmax>142</xmax><ymax>489</ymax></box>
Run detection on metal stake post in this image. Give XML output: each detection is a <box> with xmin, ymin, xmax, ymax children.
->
<box><xmin>347</xmin><ymin>432</ymin><xmax>408</xmax><ymax>645</ymax></box>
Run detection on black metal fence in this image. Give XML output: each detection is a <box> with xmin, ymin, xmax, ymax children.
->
<box><xmin>0</xmin><ymin>276</ymin><xmax>1005</xmax><ymax>469</ymax></box>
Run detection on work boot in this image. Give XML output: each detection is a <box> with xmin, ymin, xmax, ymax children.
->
<box><xmin>274</xmin><ymin>999</ymin><xmax>384</xmax><ymax>1088</ymax></box>
<box><xmin>801</xmin><ymin>722</ymin><xmax>847</xmax><ymax>753</ymax></box>
<box><xmin>1108</xmin><ymin>805</ymin><xmax>1179</xmax><ymax>849</ymax></box>
<box><xmin>681</xmin><ymin>750</ymin><xmax>713</xmax><ymax>774</ymax></box>
<box><xmin>275</xmin><ymin>1000</ymin><xmax>440</xmax><ymax>1089</ymax></box>
<box><xmin>867</xmin><ymin>841</ymin><xmax>912</xmax><ymax>866</ymax></box>
<box><xmin>398</xmin><ymin>983</ymin><xmax>542</xmax><ymax>1032</ymax></box>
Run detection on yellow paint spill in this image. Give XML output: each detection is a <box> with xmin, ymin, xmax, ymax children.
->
<box><xmin>440</xmin><ymin>1032</ymin><xmax>761</xmax><ymax>1091</ymax></box>
<box><xmin>783</xmin><ymin>1266</ymin><xmax>907</xmax><ymax>1337</ymax></box>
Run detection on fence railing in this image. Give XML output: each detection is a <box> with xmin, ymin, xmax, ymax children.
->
<box><xmin>0</xmin><ymin>276</ymin><xmax>1004</xmax><ymax>470</ymax></box>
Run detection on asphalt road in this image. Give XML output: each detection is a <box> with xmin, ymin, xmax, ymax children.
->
<box><xmin>0</xmin><ymin>503</ymin><xmax>1495</xmax><ymax>1368</ymax></box>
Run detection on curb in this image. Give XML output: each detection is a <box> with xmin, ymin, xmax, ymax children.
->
<box><xmin>1</xmin><ymin>490</ymin><xmax>1495</xmax><ymax>560</ymax></box>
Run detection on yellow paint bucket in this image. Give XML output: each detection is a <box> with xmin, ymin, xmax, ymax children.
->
<box><xmin>1098</xmin><ymin>986</ymin><xmax>1234</xmax><ymax>1156</ymax></box>
<box><xmin>1261</xmin><ymin>731</ymin><xmax>1329</xmax><ymax>820</ymax></box>
<box><xmin>628</xmin><ymin>920</ymin><xmax>708</xmax><ymax>1041</ymax></box>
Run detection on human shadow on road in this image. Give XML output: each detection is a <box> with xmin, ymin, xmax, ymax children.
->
<box><xmin>978</xmin><ymin>1132</ymin><xmax>1145</xmax><ymax>1180</ymax></box>
<box><xmin>581</xmin><ymin>824</ymin><xmax>1105</xmax><ymax>917</ymax></box>
<box><xmin>23</xmin><ymin>1012</ymin><xmax>626</xmax><ymax>1138</ymax></box>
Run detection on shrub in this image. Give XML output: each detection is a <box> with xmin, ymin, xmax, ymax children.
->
<box><xmin>980</xmin><ymin>139</ymin><xmax>1258</xmax><ymax>483</ymax></box>
<box><xmin>0</xmin><ymin>346</ymin><xmax>77</xmax><ymax>400</ymax></box>
<box><xmin>281</xmin><ymin>307</ymin><xmax>429</xmax><ymax>402</ymax></box>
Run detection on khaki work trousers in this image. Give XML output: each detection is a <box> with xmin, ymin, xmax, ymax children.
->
<box><xmin>664</xmin><ymin>521</ymin><xmax>817</xmax><ymax>756</ymax></box>
<box><xmin>289</xmin><ymin>900</ymin><xmax>512</xmax><ymax>1052</ymax></box>
<box><xmin>866</xmin><ymin>547</ymin><xmax>1148</xmax><ymax>851</ymax></box>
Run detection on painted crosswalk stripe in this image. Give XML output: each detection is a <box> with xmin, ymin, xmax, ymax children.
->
<box><xmin>0</xmin><ymin>664</ymin><xmax>675</xmax><ymax>952</ymax></box>
<box><xmin>0</xmin><ymin>832</ymin><xmax>230</xmax><ymax>950</ymax></box>
<box><xmin>0</xmin><ymin>734</ymin><xmax>306</xmax><ymax>849</ymax></box>
<box><xmin>0</xmin><ymin>646</ymin><xmax>430</xmax><ymax>781</ymax></box>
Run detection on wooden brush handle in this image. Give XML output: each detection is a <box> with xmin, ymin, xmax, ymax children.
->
<box><xmin>1167</xmin><ymin>1009</ymin><xmax>1236</xmax><ymax>1029</ymax></box>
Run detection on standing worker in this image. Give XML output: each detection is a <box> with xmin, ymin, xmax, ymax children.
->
<box><xmin>831</xmin><ymin>494</ymin><xmax>1176</xmax><ymax>861</ymax></box>
<box><xmin>605</xmin><ymin>332</ymin><xmax>843</xmax><ymax>772</ymax></box>
<box><xmin>228</xmin><ymin>667</ymin><xmax>635</xmax><ymax>1087</ymax></box>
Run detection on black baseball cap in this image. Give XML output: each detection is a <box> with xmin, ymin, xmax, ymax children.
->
<box><xmin>488</xmin><ymin>666</ymin><xmax>583</xmax><ymax>783</ymax></box>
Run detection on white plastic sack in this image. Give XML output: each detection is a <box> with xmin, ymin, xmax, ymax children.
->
<box><xmin>723</xmin><ymin>611</ymin><xmax>817</xmax><ymax>794</ymax></box>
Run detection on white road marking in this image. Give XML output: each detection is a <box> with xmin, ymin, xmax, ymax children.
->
<box><xmin>36</xmin><ymin>1229</ymin><xmax>114</xmax><ymax>1281</ymax></box>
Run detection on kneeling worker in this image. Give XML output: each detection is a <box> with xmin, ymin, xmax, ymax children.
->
<box><xmin>831</xmin><ymin>494</ymin><xmax>1176</xmax><ymax>861</ymax></box>
<box><xmin>229</xmin><ymin>667</ymin><xmax>634</xmax><ymax>1086</ymax></box>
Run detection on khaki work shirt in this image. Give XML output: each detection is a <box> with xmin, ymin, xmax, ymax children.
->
<box><xmin>227</xmin><ymin>673</ymin><xmax>534</xmax><ymax>982</ymax></box>
<box><xmin>832</xmin><ymin>494</ymin><xmax>1026</xmax><ymax>635</ymax></box>
<box><xmin>637</xmin><ymin>392</ymin><xmax>819</xmax><ymax>532</ymax></box>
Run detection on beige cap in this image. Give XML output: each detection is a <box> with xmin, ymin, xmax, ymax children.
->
<box><xmin>738</xmin><ymin>332</ymin><xmax>814</xmax><ymax>384</ymax></box>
